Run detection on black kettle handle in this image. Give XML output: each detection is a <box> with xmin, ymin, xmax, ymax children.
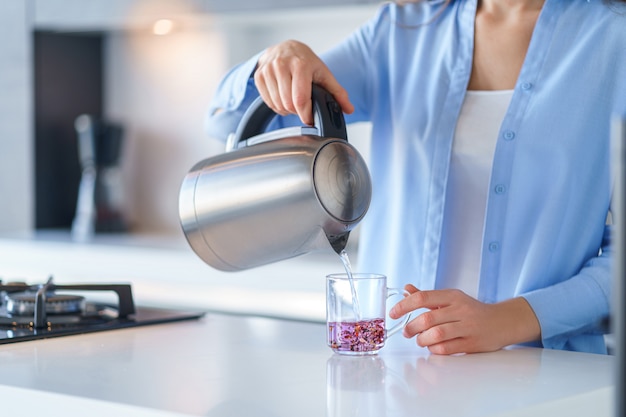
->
<box><xmin>231</xmin><ymin>84</ymin><xmax>348</xmax><ymax>145</ymax></box>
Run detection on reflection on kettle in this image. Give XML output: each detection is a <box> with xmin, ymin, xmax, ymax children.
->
<box><xmin>179</xmin><ymin>85</ymin><xmax>372</xmax><ymax>271</ymax></box>
<box><xmin>326</xmin><ymin>354</ymin><xmax>387</xmax><ymax>417</ymax></box>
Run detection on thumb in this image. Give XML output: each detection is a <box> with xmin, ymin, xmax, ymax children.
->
<box><xmin>404</xmin><ymin>284</ymin><xmax>419</xmax><ymax>295</ymax></box>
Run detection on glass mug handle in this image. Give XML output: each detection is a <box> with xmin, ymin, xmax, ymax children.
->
<box><xmin>386</xmin><ymin>287</ymin><xmax>412</xmax><ymax>338</ymax></box>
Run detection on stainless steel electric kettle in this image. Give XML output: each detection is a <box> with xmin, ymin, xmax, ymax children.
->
<box><xmin>179</xmin><ymin>85</ymin><xmax>372</xmax><ymax>271</ymax></box>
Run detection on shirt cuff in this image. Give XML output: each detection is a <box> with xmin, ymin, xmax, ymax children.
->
<box><xmin>521</xmin><ymin>271</ymin><xmax>609</xmax><ymax>352</ymax></box>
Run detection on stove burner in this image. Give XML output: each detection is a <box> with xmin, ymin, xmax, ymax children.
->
<box><xmin>0</xmin><ymin>276</ymin><xmax>135</xmax><ymax>329</ymax></box>
<box><xmin>0</xmin><ymin>276</ymin><xmax>205</xmax><ymax>344</ymax></box>
<box><xmin>6</xmin><ymin>293</ymin><xmax>86</xmax><ymax>316</ymax></box>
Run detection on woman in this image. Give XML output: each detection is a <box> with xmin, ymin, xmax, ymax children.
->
<box><xmin>205</xmin><ymin>0</ymin><xmax>626</xmax><ymax>354</ymax></box>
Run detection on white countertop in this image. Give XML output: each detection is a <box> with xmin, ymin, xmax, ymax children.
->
<box><xmin>0</xmin><ymin>313</ymin><xmax>615</xmax><ymax>417</ymax></box>
<box><xmin>0</xmin><ymin>234</ymin><xmax>617</xmax><ymax>416</ymax></box>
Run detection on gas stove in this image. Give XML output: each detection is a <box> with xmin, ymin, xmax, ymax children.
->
<box><xmin>0</xmin><ymin>276</ymin><xmax>205</xmax><ymax>344</ymax></box>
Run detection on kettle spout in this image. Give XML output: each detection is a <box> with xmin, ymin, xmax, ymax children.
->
<box><xmin>327</xmin><ymin>232</ymin><xmax>350</xmax><ymax>255</ymax></box>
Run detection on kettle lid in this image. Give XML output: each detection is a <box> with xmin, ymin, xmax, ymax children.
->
<box><xmin>314</xmin><ymin>141</ymin><xmax>371</xmax><ymax>223</ymax></box>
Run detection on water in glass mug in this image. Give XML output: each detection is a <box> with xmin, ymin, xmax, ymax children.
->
<box><xmin>326</xmin><ymin>271</ymin><xmax>411</xmax><ymax>355</ymax></box>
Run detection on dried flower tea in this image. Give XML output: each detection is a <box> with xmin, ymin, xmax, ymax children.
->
<box><xmin>328</xmin><ymin>318</ymin><xmax>385</xmax><ymax>354</ymax></box>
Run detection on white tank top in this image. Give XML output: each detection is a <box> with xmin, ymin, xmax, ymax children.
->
<box><xmin>437</xmin><ymin>89</ymin><xmax>514</xmax><ymax>298</ymax></box>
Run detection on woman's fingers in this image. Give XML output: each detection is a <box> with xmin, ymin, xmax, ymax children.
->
<box><xmin>290</xmin><ymin>72</ymin><xmax>314</xmax><ymax>125</ymax></box>
<box><xmin>390</xmin><ymin>288</ymin><xmax>458</xmax><ymax>319</ymax></box>
<box><xmin>390</xmin><ymin>287</ymin><xmax>541</xmax><ymax>354</ymax></box>
<box><xmin>403</xmin><ymin>306</ymin><xmax>459</xmax><ymax>338</ymax></box>
<box><xmin>414</xmin><ymin>320</ymin><xmax>465</xmax><ymax>347</ymax></box>
<box><xmin>426</xmin><ymin>337</ymin><xmax>470</xmax><ymax>356</ymax></box>
<box><xmin>254</xmin><ymin>40</ymin><xmax>353</xmax><ymax>125</ymax></box>
<box><xmin>404</xmin><ymin>283</ymin><xmax>419</xmax><ymax>294</ymax></box>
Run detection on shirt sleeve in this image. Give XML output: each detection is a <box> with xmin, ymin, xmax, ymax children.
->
<box><xmin>521</xmin><ymin>224</ymin><xmax>613</xmax><ymax>352</ymax></box>
<box><xmin>204</xmin><ymin>51</ymin><xmax>264</xmax><ymax>142</ymax></box>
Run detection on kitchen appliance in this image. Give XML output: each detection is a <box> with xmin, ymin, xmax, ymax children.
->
<box><xmin>179</xmin><ymin>85</ymin><xmax>372</xmax><ymax>271</ymax></box>
<box><xmin>0</xmin><ymin>277</ymin><xmax>204</xmax><ymax>344</ymax></box>
<box><xmin>72</xmin><ymin>114</ymin><xmax>128</xmax><ymax>242</ymax></box>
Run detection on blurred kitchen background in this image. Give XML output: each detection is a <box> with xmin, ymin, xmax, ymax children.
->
<box><xmin>0</xmin><ymin>0</ymin><xmax>380</xmax><ymax>319</ymax></box>
<box><xmin>1</xmin><ymin>0</ymin><xmax>378</xmax><ymax>241</ymax></box>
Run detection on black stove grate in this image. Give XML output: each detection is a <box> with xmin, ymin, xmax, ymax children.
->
<box><xmin>0</xmin><ymin>277</ymin><xmax>205</xmax><ymax>345</ymax></box>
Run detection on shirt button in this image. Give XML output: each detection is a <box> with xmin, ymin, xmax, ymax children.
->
<box><xmin>488</xmin><ymin>242</ymin><xmax>500</xmax><ymax>252</ymax></box>
<box><xmin>494</xmin><ymin>184</ymin><xmax>506</xmax><ymax>194</ymax></box>
<box><xmin>521</xmin><ymin>82</ymin><xmax>533</xmax><ymax>91</ymax></box>
<box><xmin>228</xmin><ymin>96</ymin><xmax>236</xmax><ymax>106</ymax></box>
<box><xmin>503</xmin><ymin>130</ymin><xmax>516</xmax><ymax>141</ymax></box>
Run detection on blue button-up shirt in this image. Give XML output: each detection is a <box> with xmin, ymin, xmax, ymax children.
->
<box><xmin>205</xmin><ymin>0</ymin><xmax>626</xmax><ymax>353</ymax></box>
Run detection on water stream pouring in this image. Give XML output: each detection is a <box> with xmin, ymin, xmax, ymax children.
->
<box><xmin>179</xmin><ymin>85</ymin><xmax>372</xmax><ymax>271</ymax></box>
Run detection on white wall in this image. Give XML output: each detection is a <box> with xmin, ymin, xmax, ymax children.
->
<box><xmin>0</xmin><ymin>1</ymin><xmax>34</xmax><ymax>233</ymax></box>
<box><xmin>105</xmin><ymin>5</ymin><xmax>377</xmax><ymax>235</ymax></box>
<box><xmin>105</xmin><ymin>27</ymin><xmax>229</xmax><ymax>234</ymax></box>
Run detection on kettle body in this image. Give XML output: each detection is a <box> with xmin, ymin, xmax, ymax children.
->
<box><xmin>179</xmin><ymin>85</ymin><xmax>372</xmax><ymax>271</ymax></box>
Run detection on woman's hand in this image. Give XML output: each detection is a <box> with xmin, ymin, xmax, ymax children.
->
<box><xmin>254</xmin><ymin>40</ymin><xmax>354</xmax><ymax>126</ymax></box>
<box><xmin>389</xmin><ymin>284</ymin><xmax>541</xmax><ymax>355</ymax></box>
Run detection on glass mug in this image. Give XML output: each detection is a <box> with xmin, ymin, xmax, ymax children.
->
<box><xmin>326</xmin><ymin>273</ymin><xmax>411</xmax><ymax>355</ymax></box>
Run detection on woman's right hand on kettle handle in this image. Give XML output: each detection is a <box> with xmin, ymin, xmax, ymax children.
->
<box><xmin>254</xmin><ymin>39</ymin><xmax>354</xmax><ymax>126</ymax></box>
